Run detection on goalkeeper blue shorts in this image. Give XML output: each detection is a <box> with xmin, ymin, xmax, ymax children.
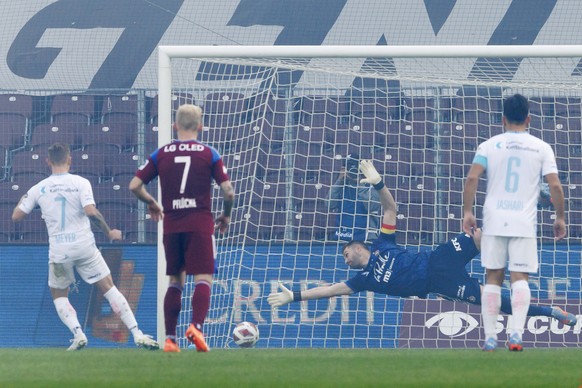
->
<box><xmin>427</xmin><ymin>232</ymin><xmax>482</xmax><ymax>305</ymax></box>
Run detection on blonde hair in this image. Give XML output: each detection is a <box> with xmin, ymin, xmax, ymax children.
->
<box><xmin>175</xmin><ymin>104</ymin><xmax>203</xmax><ymax>131</ymax></box>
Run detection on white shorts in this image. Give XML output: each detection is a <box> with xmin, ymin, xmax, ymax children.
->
<box><xmin>480</xmin><ymin>235</ymin><xmax>538</xmax><ymax>273</ymax></box>
<box><xmin>48</xmin><ymin>247</ymin><xmax>111</xmax><ymax>289</ymax></box>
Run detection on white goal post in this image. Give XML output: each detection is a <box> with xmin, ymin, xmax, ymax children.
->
<box><xmin>157</xmin><ymin>45</ymin><xmax>582</xmax><ymax>348</ymax></box>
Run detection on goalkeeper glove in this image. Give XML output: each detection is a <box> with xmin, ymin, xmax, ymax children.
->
<box><xmin>267</xmin><ymin>283</ymin><xmax>294</xmax><ymax>308</ymax></box>
<box><xmin>359</xmin><ymin>160</ymin><xmax>382</xmax><ymax>185</ymax></box>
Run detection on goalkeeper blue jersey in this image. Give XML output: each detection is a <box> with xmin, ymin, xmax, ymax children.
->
<box><xmin>345</xmin><ymin>232</ymin><xmax>431</xmax><ymax>298</ymax></box>
<box><xmin>345</xmin><ymin>231</ymin><xmax>481</xmax><ymax>303</ymax></box>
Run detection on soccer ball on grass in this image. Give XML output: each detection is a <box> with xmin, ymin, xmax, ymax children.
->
<box><xmin>232</xmin><ymin>321</ymin><xmax>259</xmax><ymax>348</ymax></box>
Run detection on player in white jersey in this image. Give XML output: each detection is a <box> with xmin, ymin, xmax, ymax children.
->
<box><xmin>12</xmin><ymin>143</ymin><xmax>159</xmax><ymax>351</ymax></box>
<box><xmin>463</xmin><ymin>94</ymin><xmax>566</xmax><ymax>352</ymax></box>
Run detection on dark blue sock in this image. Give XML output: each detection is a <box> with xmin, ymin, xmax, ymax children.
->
<box><xmin>500</xmin><ymin>295</ymin><xmax>553</xmax><ymax>317</ymax></box>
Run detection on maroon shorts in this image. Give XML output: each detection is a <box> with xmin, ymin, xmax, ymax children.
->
<box><xmin>163</xmin><ymin>232</ymin><xmax>215</xmax><ymax>276</ymax></box>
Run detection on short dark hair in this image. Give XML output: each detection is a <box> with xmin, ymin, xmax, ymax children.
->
<box><xmin>503</xmin><ymin>93</ymin><xmax>529</xmax><ymax>125</ymax></box>
<box><xmin>342</xmin><ymin>240</ymin><xmax>369</xmax><ymax>254</ymax></box>
<box><xmin>48</xmin><ymin>143</ymin><xmax>70</xmax><ymax>165</ymax></box>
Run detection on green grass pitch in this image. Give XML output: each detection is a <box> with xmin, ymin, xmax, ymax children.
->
<box><xmin>0</xmin><ymin>348</ymin><xmax>580</xmax><ymax>387</ymax></box>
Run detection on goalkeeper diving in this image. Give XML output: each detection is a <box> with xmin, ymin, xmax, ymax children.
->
<box><xmin>268</xmin><ymin>160</ymin><xmax>577</xmax><ymax>327</ymax></box>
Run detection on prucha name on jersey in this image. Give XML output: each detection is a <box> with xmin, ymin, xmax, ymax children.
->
<box><xmin>173</xmin><ymin>197</ymin><xmax>197</xmax><ymax>209</ymax></box>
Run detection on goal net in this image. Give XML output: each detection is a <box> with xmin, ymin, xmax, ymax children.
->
<box><xmin>158</xmin><ymin>46</ymin><xmax>582</xmax><ymax>349</ymax></box>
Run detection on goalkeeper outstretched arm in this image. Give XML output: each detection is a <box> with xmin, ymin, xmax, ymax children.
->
<box><xmin>359</xmin><ymin>160</ymin><xmax>397</xmax><ymax>227</ymax></box>
<box><xmin>268</xmin><ymin>282</ymin><xmax>354</xmax><ymax>308</ymax></box>
<box><xmin>267</xmin><ymin>160</ymin><xmax>397</xmax><ymax>309</ymax></box>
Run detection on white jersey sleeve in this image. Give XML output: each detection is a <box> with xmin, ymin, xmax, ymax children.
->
<box><xmin>22</xmin><ymin>174</ymin><xmax>96</xmax><ymax>253</ymax></box>
<box><xmin>474</xmin><ymin>132</ymin><xmax>558</xmax><ymax>238</ymax></box>
<box><xmin>18</xmin><ymin>182</ymin><xmax>42</xmax><ymax>215</ymax></box>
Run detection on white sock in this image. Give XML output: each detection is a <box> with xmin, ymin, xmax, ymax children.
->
<box><xmin>481</xmin><ymin>284</ymin><xmax>501</xmax><ymax>341</ymax></box>
<box><xmin>103</xmin><ymin>286</ymin><xmax>140</xmax><ymax>339</ymax></box>
<box><xmin>510</xmin><ymin>280</ymin><xmax>531</xmax><ymax>338</ymax></box>
<box><xmin>53</xmin><ymin>297</ymin><xmax>83</xmax><ymax>336</ymax></box>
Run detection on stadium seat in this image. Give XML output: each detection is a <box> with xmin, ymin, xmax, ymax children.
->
<box><xmin>95</xmin><ymin>201</ymin><xmax>137</xmax><ymax>242</ymax></box>
<box><xmin>149</xmin><ymin>92</ymin><xmax>195</xmax><ymax>125</ymax></box>
<box><xmin>50</xmin><ymin>94</ymin><xmax>95</xmax><ymax>126</ymax></box>
<box><xmin>0</xmin><ymin>93</ymin><xmax>33</xmax><ymax>150</ymax></box>
<box><xmin>0</xmin><ymin>179</ymin><xmax>25</xmax><ymax>240</ymax></box>
<box><xmin>395</xmin><ymin>148</ymin><xmax>412</xmax><ymax>177</ymax></box>
<box><xmin>403</xmin><ymin>96</ymin><xmax>437</xmax><ymax>122</ymax></box>
<box><xmin>95</xmin><ymin>179</ymin><xmax>137</xmax><ymax>212</ymax></box>
<box><xmin>100</xmin><ymin>95</ymin><xmax>138</xmax><ymax>149</ymax></box>
<box><xmin>30</xmin><ymin>123</ymin><xmax>82</xmax><ymax>150</ymax></box>
<box><xmin>529</xmin><ymin>97</ymin><xmax>555</xmax><ymax>120</ymax></box>
<box><xmin>323</xmin><ymin>96</ymin><xmax>351</xmax><ymax>130</ymax></box>
<box><xmin>15</xmin><ymin>208</ymin><xmax>48</xmax><ymax>243</ymax></box>
<box><xmin>259</xmin><ymin>209</ymin><xmax>287</xmax><ymax>240</ymax></box>
<box><xmin>106</xmin><ymin>151</ymin><xmax>140</xmax><ymax>182</ymax></box>
<box><xmin>0</xmin><ymin>116</ymin><xmax>29</xmax><ymax>151</ymax></box>
<box><xmin>258</xmin><ymin>181</ymin><xmax>286</xmax><ymax>205</ymax></box>
<box><xmin>0</xmin><ymin>94</ymin><xmax>33</xmax><ymax>117</ymax></box>
<box><xmin>299</xmin><ymin>96</ymin><xmax>327</xmax><ymax>128</ymax></box>
<box><xmin>125</xmin><ymin>217</ymin><xmax>158</xmax><ymax>244</ymax></box>
<box><xmin>296</xmin><ymin>124</ymin><xmax>325</xmax><ymax>144</ymax></box>
<box><xmin>10</xmin><ymin>148</ymin><xmax>50</xmax><ymax>181</ymax></box>
<box><xmin>101</xmin><ymin>94</ymin><xmax>138</xmax><ymax>124</ymax></box>
<box><xmin>204</xmin><ymin>92</ymin><xmax>245</xmax><ymax>113</ymax></box>
<box><xmin>82</xmin><ymin>124</ymin><xmax>131</xmax><ymax>151</ymax></box>
<box><xmin>144</xmin><ymin>123</ymin><xmax>160</xmax><ymax>151</ymax></box>
<box><xmin>0</xmin><ymin>204</ymin><xmax>15</xmax><ymax>241</ymax></box>
<box><xmin>0</xmin><ymin>145</ymin><xmax>7</xmax><ymax>180</ymax></box>
<box><xmin>70</xmin><ymin>147</ymin><xmax>108</xmax><ymax>184</ymax></box>
<box><xmin>203</xmin><ymin>92</ymin><xmax>246</xmax><ymax>128</ymax></box>
<box><xmin>256</xmin><ymin>119</ymin><xmax>284</xmax><ymax>153</ymax></box>
<box><xmin>93</xmin><ymin>181</ymin><xmax>135</xmax><ymax>208</ymax></box>
<box><xmin>350</xmin><ymin>96</ymin><xmax>390</xmax><ymax>122</ymax></box>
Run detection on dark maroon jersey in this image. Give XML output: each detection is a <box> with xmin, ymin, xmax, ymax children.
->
<box><xmin>136</xmin><ymin>140</ymin><xmax>230</xmax><ymax>233</ymax></box>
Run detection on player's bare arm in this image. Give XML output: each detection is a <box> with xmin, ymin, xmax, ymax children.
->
<box><xmin>544</xmin><ymin>172</ymin><xmax>567</xmax><ymax>240</ymax></box>
<box><xmin>84</xmin><ymin>204</ymin><xmax>122</xmax><ymax>241</ymax></box>
<box><xmin>267</xmin><ymin>282</ymin><xmax>354</xmax><ymax>308</ymax></box>
<box><xmin>129</xmin><ymin>176</ymin><xmax>163</xmax><ymax>222</ymax></box>
<box><xmin>11</xmin><ymin>195</ymin><xmax>28</xmax><ymax>222</ymax></box>
<box><xmin>359</xmin><ymin>160</ymin><xmax>396</xmax><ymax>226</ymax></box>
<box><xmin>215</xmin><ymin>180</ymin><xmax>235</xmax><ymax>233</ymax></box>
<box><xmin>462</xmin><ymin>163</ymin><xmax>484</xmax><ymax>234</ymax></box>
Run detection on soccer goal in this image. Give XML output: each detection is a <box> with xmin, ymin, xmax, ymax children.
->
<box><xmin>157</xmin><ymin>45</ymin><xmax>582</xmax><ymax>349</ymax></box>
